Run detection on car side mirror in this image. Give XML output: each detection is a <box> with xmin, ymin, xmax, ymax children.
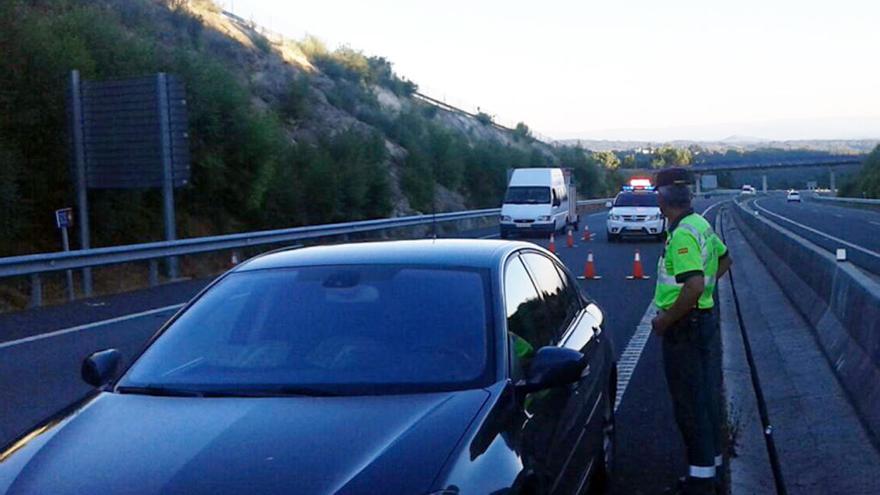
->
<box><xmin>586</xmin><ymin>303</ymin><xmax>604</xmax><ymax>328</ymax></box>
<box><xmin>604</xmin><ymin>201</ymin><xmax>612</xmax><ymax>208</ymax></box>
<box><xmin>82</xmin><ymin>349</ymin><xmax>121</xmax><ymax>387</ymax></box>
<box><xmin>517</xmin><ymin>346</ymin><xmax>586</xmax><ymax>393</ymax></box>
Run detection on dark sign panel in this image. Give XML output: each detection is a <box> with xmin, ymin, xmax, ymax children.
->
<box><xmin>76</xmin><ymin>75</ymin><xmax>190</xmax><ymax>189</ymax></box>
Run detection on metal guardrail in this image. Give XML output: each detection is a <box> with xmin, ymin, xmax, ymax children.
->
<box><xmin>813</xmin><ymin>195</ymin><xmax>880</xmax><ymax>206</ymax></box>
<box><xmin>1</xmin><ymin>199</ymin><xmax>610</xmax><ymax>307</ymax></box>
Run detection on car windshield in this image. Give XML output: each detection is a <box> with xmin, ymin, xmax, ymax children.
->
<box><xmin>504</xmin><ymin>186</ymin><xmax>551</xmax><ymax>204</ymax></box>
<box><xmin>614</xmin><ymin>192</ymin><xmax>659</xmax><ymax>207</ymax></box>
<box><xmin>119</xmin><ymin>265</ymin><xmax>493</xmax><ymax>396</ymax></box>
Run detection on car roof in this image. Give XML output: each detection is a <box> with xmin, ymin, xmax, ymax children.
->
<box><xmin>235</xmin><ymin>239</ymin><xmax>537</xmax><ymax>272</ymax></box>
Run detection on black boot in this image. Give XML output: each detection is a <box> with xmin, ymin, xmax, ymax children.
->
<box><xmin>662</xmin><ymin>476</ymin><xmax>717</xmax><ymax>495</ymax></box>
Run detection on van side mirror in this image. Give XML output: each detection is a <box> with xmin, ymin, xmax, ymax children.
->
<box><xmin>82</xmin><ymin>349</ymin><xmax>121</xmax><ymax>387</ymax></box>
<box><xmin>517</xmin><ymin>346</ymin><xmax>586</xmax><ymax>393</ymax></box>
<box><xmin>604</xmin><ymin>201</ymin><xmax>612</xmax><ymax>208</ymax></box>
<box><xmin>553</xmin><ymin>197</ymin><xmax>561</xmax><ymax>207</ymax></box>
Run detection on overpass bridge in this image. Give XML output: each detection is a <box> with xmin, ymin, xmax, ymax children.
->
<box><xmin>690</xmin><ymin>155</ymin><xmax>863</xmax><ymax>192</ymax></box>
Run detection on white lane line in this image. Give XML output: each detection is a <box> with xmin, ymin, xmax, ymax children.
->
<box><xmin>480</xmin><ymin>233</ymin><xmax>500</xmax><ymax>239</ymax></box>
<box><xmin>613</xmin><ymin>200</ymin><xmax>721</xmax><ymax>412</ymax></box>
<box><xmin>870</xmin><ymin>221</ymin><xmax>880</xmax><ymax>228</ymax></box>
<box><xmin>0</xmin><ymin>303</ymin><xmax>185</xmax><ymax>350</ymax></box>
<box><xmin>753</xmin><ymin>199</ymin><xmax>880</xmax><ymax>260</ymax></box>
<box><xmin>615</xmin><ymin>303</ymin><xmax>656</xmax><ymax>412</ymax></box>
<box><xmin>702</xmin><ymin>200</ymin><xmax>724</xmax><ymax>218</ymax></box>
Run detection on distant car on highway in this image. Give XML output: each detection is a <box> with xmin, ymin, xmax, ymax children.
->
<box><xmin>606</xmin><ymin>185</ymin><xmax>665</xmax><ymax>242</ymax></box>
<box><xmin>741</xmin><ymin>185</ymin><xmax>756</xmax><ymax>195</ymax></box>
<box><xmin>0</xmin><ymin>240</ymin><xmax>616</xmax><ymax>495</ymax></box>
<box><xmin>787</xmin><ymin>190</ymin><xmax>801</xmax><ymax>202</ymax></box>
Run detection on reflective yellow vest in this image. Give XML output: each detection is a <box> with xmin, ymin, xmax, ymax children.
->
<box><xmin>654</xmin><ymin>212</ymin><xmax>727</xmax><ymax>310</ymax></box>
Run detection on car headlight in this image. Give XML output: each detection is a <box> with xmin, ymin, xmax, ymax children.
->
<box><xmin>609</xmin><ymin>214</ymin><xmax>621</xmax><ymax>221</ymax></box>
<box><xmin>500</xmin><ymin>215</ymin><xmax>512</xmax><ymax>222</ymax></box>
<box><xmin>648</xmin><ymin>214</ymin><xmax>661</xmax><ymax>221</ymax></box>
<box><xmin>537</xmin><ymin>215</ymin><xmax>551</xmax><ymax>222</ymax></box>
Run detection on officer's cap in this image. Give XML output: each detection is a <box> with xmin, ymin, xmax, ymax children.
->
<box><xmin>654</xmin><ymin>167</ymin><xmax>694</xmax><ymax>188</ymax></box>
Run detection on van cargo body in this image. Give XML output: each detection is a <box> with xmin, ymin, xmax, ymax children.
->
<box><xmin>500</xmin><ymin>168</ymin><xmax>578</xmax><ymax>238</ymax></box>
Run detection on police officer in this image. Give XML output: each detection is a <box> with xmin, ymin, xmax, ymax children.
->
<box><xmin>651</xmin><ymin>168</ymin><xmax>732</xmax><ymax>495</ymax></box>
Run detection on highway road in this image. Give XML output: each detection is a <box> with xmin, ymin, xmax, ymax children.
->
<box><xmin>0</xmin><ymin>196</ymin><xmax>735</xmax><ymax>494</ymax></box>
<box><xmin>751</xmin><ymin>194</ymin><xmax>880</xmax><ymax>276</ymax></box>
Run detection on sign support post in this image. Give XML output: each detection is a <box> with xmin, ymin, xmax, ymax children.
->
<box><xmin>157</xmin><ymin>73</ymin><xmax>179</xmax><ymax>279</ymax></box>
<box><xmin>69</xmin><ymin>70</ymin><xmax>93</xmax><ymax>296</ymax></box>
<box><xmin>55</xmin><ymin>208</ymin><xmax>75</xmax><ymax>301</ymax></box>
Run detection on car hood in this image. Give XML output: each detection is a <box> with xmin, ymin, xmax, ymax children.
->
<box><xmin>501</xmin><ymin>203</ymin><xmax>552</xmax><ymax>219</ymax></box>
<box><xmin>609</xmin><ymin>206</ymin><xmax>659</xmax><ymax>216</ymax></box>
<box><xmin>0</xmin><ymin>389</ymin><xmax>490</xmax><ymax>495</ymax></box>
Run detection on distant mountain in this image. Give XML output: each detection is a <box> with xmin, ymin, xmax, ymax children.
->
<box><xmin>720</xmin><ymin>135</ymin><xmax>768</xmax><ymax>143</ymax></box>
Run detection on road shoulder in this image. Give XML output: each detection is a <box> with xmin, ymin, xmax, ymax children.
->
<box><xmin>721</xmin><ymin>207</ymin><xmax>880</xmax><ymax>494</ymax></box>
<box><xmin>717</xmin><ymin>212</ymin><xmax>774</xmax><ymax>495</ymax></box>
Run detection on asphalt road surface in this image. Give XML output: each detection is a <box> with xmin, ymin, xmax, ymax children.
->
<box><xmin>751</xmin><ymin>194</ymin><xmax>880</xmax><ymax>276</ymax></box>
<box><xmin>0</xmin><ymin>197</ymin><xmax>728</xmax><ymax>494</ymax></box>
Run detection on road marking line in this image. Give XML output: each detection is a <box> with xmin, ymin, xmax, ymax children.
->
<box><xmin>615</xmin><ymin>303</ymin><xmax>656</xmax><ymax>412</ymax></box>
<box><xmin>479</xmin><ymin>233</ymin><xmax>500</xmax><ymax>239</ymax></box>
<box><xmin>0</xmin><ymin>303</ymin><xmax>185</xmax><ymax>350</ymax></box>
<box><xmin>753</xmin><ymin>199</ymin><xmax>880</xmax><ymax>260</ymax></box>
<box><xmin>870</xmin><ymin>221</ymin><xmax>880</xmax><ymax>228</ymax></box>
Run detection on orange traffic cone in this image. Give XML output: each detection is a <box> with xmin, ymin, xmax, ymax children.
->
<box><xmin>626</xmin><ymin>249</ymin><xmax>650</xmax><ymax>280</ymax></box>
<box><xmin>548</xmin><ymin>233</ymin><xmax>556</xmax><ymax>254</ymax></box>
<box><xmin>578</xmin><ymin>251</ymin><xmax>602</xmax><ymax>280</ymax></box>
<box><xmin>566</xmin><ymin>228</ymin><xmax>575</xmax><ymax>248</ymax></box>
<box><xmin>582</xmin><ymin>224</ymin><xmax>592</xmax><ymax>242</ymax></box>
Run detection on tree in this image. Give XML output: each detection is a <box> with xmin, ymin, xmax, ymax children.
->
<box><xmin>513</xmin><ymin>122</ymin><xmax>533</xmax><ymax>142</ymax></box>
<box><xmin>651</xmin><ymin>146</ymin><xmax>692</xmax><ymax>168</ymax></box>
<box><xmin>592</xmin><ymin>151</ymin><xmax>620</xmax><ymax>170</ymax></box>
<box><xmin>840</xmin><ymin>145</ymin><xmax>880</xmax><ymax>198</ymax></box>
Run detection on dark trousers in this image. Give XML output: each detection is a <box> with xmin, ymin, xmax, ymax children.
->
<box><xmin>662</xmin><ymin>309</ymin><xmax>721</xmax><ymax>471</ymax></box>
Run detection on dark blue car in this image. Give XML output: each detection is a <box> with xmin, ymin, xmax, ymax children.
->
<box><xmin>0</xmin><ymin>240</ymin><xmax>616</xmax><ymax>495</ymax></box>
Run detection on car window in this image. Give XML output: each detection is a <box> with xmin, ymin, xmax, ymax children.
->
<box><xmin>120</xmin><ymin>265</ymin><xmax>493</xmax><ymax>395</ymax></box>
<box><xmin>614</xmin><ymin>192</ymin><xmax>659</xmax><ymax>207</ymax></box>
<box><xmin>522</xmin><ymin>253</ymin><xmax>580</xmax><ymax>337</ymax></box>
<box><xmin>504</xmin><ymin>256</ymin><xmax>554</xmax><ymax>351</ymax></box>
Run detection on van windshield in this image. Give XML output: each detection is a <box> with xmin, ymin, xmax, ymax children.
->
<box><xmin>505</xmin><ymin>187</ymin><xmax>551</xmax><ymax>204</ymax></box>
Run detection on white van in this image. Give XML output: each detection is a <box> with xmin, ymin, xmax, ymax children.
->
<box><xmin>499</xmin><ymin>168</ymin><xmax>578</xmax><ymax>238</ymax></box>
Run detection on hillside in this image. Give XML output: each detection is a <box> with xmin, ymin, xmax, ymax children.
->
<box><xmin>0</xmin><ymin>0</ymin><xmax>620</xmax><ymax>257</ymax></box>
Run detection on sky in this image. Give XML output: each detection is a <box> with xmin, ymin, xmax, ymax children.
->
<box><xmin>227</xmin><ymin>0</ymin><xmax>880</xmax><ymax>141</ymax></box>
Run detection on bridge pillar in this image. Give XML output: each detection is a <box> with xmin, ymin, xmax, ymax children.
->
<box><xmin>762</xmin><ymin>175</ymin><xmax>768</xmax><ymax>193</ymax></box>
<box><xmin>830</xmin><ymin>170</ymin><xmax>836</xmax><ymax>191</ymax></box>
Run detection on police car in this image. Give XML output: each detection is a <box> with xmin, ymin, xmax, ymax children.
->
<box><xmin>606</xmin><ymin>179</ymin><xmax>666</xmax><ymax>242</ymax></box>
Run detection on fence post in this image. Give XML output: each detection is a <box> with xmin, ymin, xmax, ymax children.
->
<box><xmin>148</xmin><ymin>259</ymin><xmax>159</xmax><ymax>287</ymax></box>
<box><xmin>29</xmin><ymin>274</ymin><xmax>42</xmax><ymax>308</ymax></box>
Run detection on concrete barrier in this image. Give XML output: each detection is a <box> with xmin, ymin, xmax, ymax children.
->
<box><xmin>812</xmin><ymin>194</ymin><xmax>880</xmax><ymax>212</ymax></box>
<box><xmin>731</xmin><ymin>201</ymin><xmax>880</xmax><ymax>440</ymax></box>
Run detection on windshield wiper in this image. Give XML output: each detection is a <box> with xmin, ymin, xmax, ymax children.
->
<box><xmin>116</xmin><ymin>385</ymin><xmax>203</xmax><ymax>397</ymax></box>
<box><xmin>266</xmin><ymin>386</ymin><xmax>341</xmax><ymax>397</ymax></box>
